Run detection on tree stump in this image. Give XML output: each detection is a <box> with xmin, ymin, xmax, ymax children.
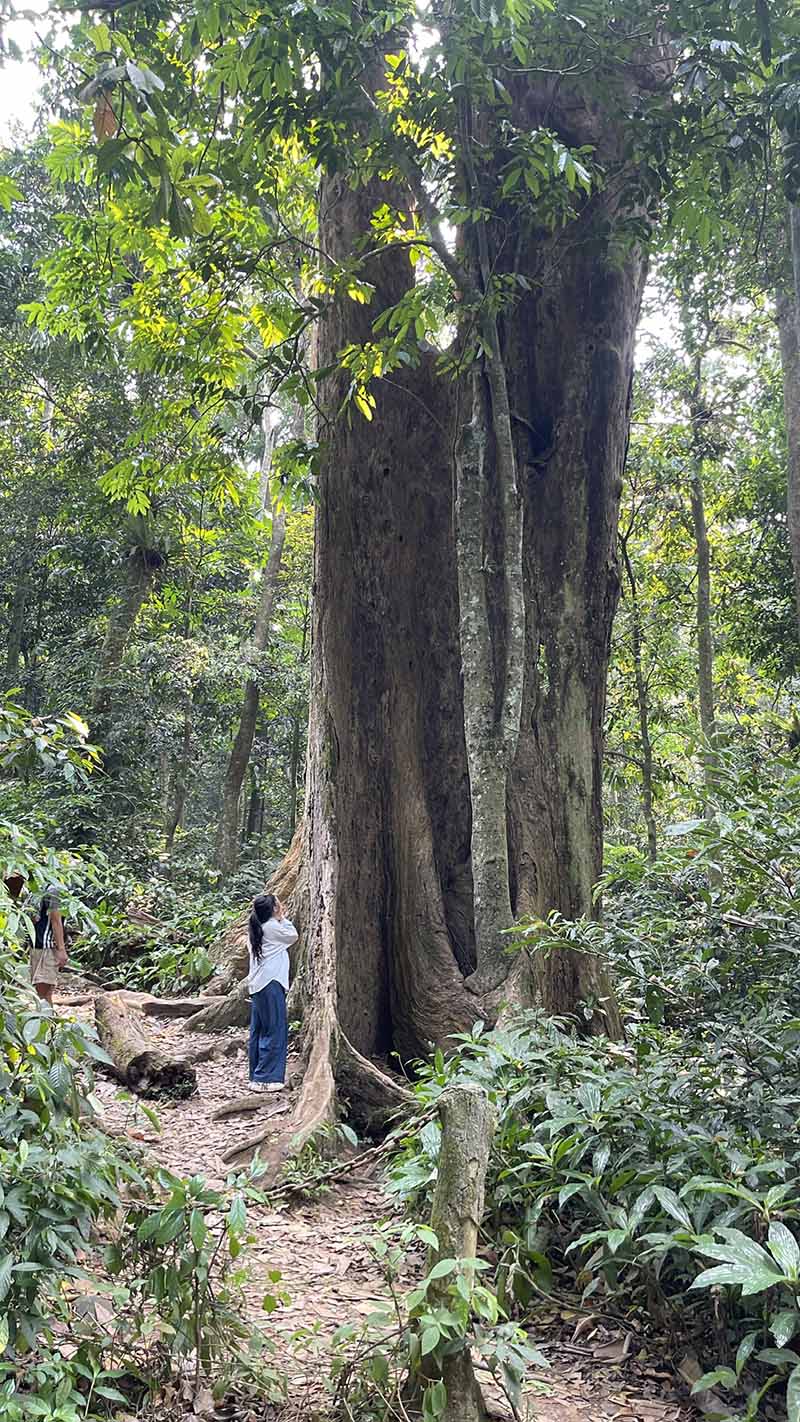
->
<box><xmin>424</xmin><ymin>1084</ymin><xmax>495</xmax><ymax>1422</ymax></box>
<box><xmin>95</xmin><ymin>992</ymin><xmax>197</xmax><ymax>1098</ymax></box>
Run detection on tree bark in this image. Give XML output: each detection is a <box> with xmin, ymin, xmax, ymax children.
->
<box><xmin>776</xmin><ymin>272</ymin><xmax>800</xmax><ymax>637</ymax></box>
<box><xmin>215</xmin><ymin>412</ymin><xmax>287</xmax><ymax>878</ymax></box>
<box><xmin>686</xmin><ymin>352</ymin><xmax>717</xmax><ymax>812</ymax></box>
<box><xmin>418</xmin><ymin>1085</ymin><xmax>495</xmax><ymax>1422</ymax></box>
<box><xmin>165</xmin><ymin>709</ymin><xmax>192</xmax><ymax>855</ymax></box>
<box><xmin>210</xmin><ymin>51</ymin><xmax>668</xmax><ymax>1127</ymax></box>
<box><xmin>91</xmin><ymin>544</ymin><xmax>160</xmax><ymax>728</ymax></box>
<box><xmin>95</xmin><ymin>991</ymin><xmax>197</xmax><ymax>1098</ymax></box>
<box><xmin>620</xmin><ymin>537</ymin><xmax>657</xmax><ymax>861</ymax></box>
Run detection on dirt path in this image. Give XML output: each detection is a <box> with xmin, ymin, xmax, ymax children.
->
<box><xmin>61</xmin><ymin>990</ymin><xmax>698</xmax><ymax>1422</ymax></box>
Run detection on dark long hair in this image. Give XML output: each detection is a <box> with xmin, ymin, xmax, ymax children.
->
<box><xmin>249</xmin><ymin>894</ymin><xmax>277</xmax><ymax>963</ymax></box>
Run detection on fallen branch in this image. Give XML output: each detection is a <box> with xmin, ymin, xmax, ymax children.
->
<box><xmin>95</xmin><ymin>992</ymin><xmax>197</xmax><ymax>1099</ymax></box>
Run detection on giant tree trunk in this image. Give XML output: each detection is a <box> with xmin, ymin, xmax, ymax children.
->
<box><xmin>215</xmin><ymin>414</ymin><xmax>287</xmax><ymax>877</ymax></box>
<box><xmin>208</xmin><ymin>57</ymin><xmax>662</xmax><ymax>1140</ymax></box>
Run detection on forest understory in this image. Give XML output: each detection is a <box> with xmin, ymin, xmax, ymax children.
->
<box><xmin>56</xmin><ymin>976</ymin><xmax>697</xmax><ymax>1422</ymax></box>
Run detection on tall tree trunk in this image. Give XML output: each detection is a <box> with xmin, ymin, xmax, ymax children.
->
<box><xmin>287</xmin><ymin>593</ymin><xmax>309</xmax><ymax>839</ymax></box>
<box><xmin>687</xmin><ymin>353</ymin><xmax>717</xmax><ymax>810</ymax></box>
<box><xmin>208</xmin><ymin>56</ymin><xmax>665</xmax><ymax>1123</ymax></box>
<box><xmin>776</xmin><ymin>260</ymin><xmax>800</xmax><ymax>637</ymax></box>
<box><xmin>165</xmin><ymin>711</ymin><xmax>192</xmax><ymax>855</ymax></box>
<box><xmin>4</xmin><ymin>398</ymin><xmax>52</xmax><ymax>694</ymax></box>
<box><xmin>620</xmin><ymin>538</ymin><xmax>657</xmax><ymax>861</ymax></box>
<box><xmin>91</xmin><ymin>546</ymin><xmax>160</xmax><ymax>728</ymax></box>
<box><xmin>243</xmin><ymin>769</ymin><xmax>262</xmax><ymax>844</ymax></box>
<box><xmin>215</xmin><ymin>414</ymin><xmax>287</xmax><ymax>878</ymax></box>
<box><xmin>4</xmin><ymin>505</ymin><xmax>37</xmax><ymax>691</ymax></box>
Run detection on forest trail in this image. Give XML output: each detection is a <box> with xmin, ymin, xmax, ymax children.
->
<box><xmin>60</xmin><ymin>985</ymin><xmax>697</xmax><ymax>1422</ymax></box>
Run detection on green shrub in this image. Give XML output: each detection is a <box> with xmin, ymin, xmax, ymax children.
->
<box><xmin>390</xmin><ymin>1013</ymin><xmax>800</xmax><ymax>1419</ymax></box>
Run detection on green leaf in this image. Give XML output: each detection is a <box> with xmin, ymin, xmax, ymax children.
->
<box><xmin>788</xmin><ymin>1364</ymin><xmax>800</xmax><ymax>1422</ymax></box>
<box><xmin>189</xmin><ymin>1209</ymin><xmax>207</xmax><ymax>1251</ymax></box>
<box><xmin>424</xmin><ymin>1379</ymin><xmax>446</xmax><ymax>1419</ymax></box>
<box><xmin>735</xmin><ymin>1330</ymin><xmax>758</xmax><ymax>1377</ymax></box>
<box><xmin>691</xmin><ymin>1366</ymin><xmax>737</xmax><ymax>1393</ymax></box>
<box><xmin>771</xmin><ymin>1309</ymin><xmax>800</xmax><ymax>1349</ymax></box>
<box><xmin>652</xmin><ymin>1185</ymin><xmax>692</xmax><ymax>1230</ymax></box>
<box><xmin>420</xmin><ymin>1324</ymin><xmax>441</xmax><ymax>1356</ymax></box>
<box><xmin>769</xmin><ymin>1222</ymin><xmax>800</xmax><ymax>1279</ymax></box>
<box><xmin>428</xmin><ymin>1258</ymin><xmax>457</xmax><ymax>1281</ymax></box>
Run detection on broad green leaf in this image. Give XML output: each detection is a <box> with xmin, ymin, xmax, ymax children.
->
<box><xmin>420</xmin><ymin>1324</ymin><xmax>440</xmax><ymax>1356</ymax></box>
<box><xmin>769</xmin><ymin>1222</ymin><xmax>800</xmax><ymax>1279</ymax></box>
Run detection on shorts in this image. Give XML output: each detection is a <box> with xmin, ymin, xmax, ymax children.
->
<box><xmin>30</xmin><ymin>947</ymin><xmax>59</xmax><ymax>987</ymax></box>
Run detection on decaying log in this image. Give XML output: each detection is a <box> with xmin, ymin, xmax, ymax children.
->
<box><xmin>95</xmin><ymin>992</ymin><xmax>197</xmax><ymax>1099</ymax></box>
<box><xmin>422</xmin><ymin>1084</ymin><xmax>495</xmax><ymax>1422</ymax></box>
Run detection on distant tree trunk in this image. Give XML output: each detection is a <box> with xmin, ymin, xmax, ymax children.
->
<box><xmin>165</xmin><ymin>711</ymin><xmax>192</xmax><ymax>855</ymax></box>
<box><xmin>243</xmin><ymin>770</ymin><xmax>262</xmax><ymax>845</ymax></box>
<box><xmin>4</xmin><ymin>399</ymin><xmax>52</xmax><ymax>694</ymax></box>
<box><xmin>776</xmin><ymin>256</ymin><xmax>800</xmax><ymax>637</ymax></box>
<box><xmin>687</xmin><ymin>352</ymin><xmax>717</xmax><ymax>811</ymax></box>
<box><xmin>91</xmin><ymin>545</ymin><xmax>161</xmax><ymax>728</ymax></box>
<box><xmin>4</xmin><ymin>506</ymin><xmax>37</xmax><ymax>691</ymax></box>
<box><xmin>620</xmin><ymin>537</ymin><xmax>657</xmax><ymax>861</ymax></box>
<box><xmin>215</xmin><ymin>419</ymin><xmax>287</xmax><ymax>878</ymax></box>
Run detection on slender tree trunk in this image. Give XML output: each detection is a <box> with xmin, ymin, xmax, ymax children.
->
<box><xmin>686</xmin><ymin>353</ymin><xmax>717</xmax><ymax>813</ymax></box>
<box><xmin>215</xmin><ymin>414</ymin><xmax>287</xmax><ymax>878</ymax></box>
<box><xmin>620</xmin><ymin>538</ymin><xmax>657</xmax><ymax>861</ymax></box>
<box><xmin>165</xmin><ymin>711</ymin><xmax>192</xmax><ymax>855</ymax></box>
<box><xmin>776</xmin><ymin>261</ymin><xmax>800</xmax><ymax>636</ymax></box>
<box><xmin>4</xmin><ymin>505</ymin><xmax>37</xmax><ymax>691</ymax></box>
<box><xmin>91</xmin><ymin>547</ymin><xmax>159</xmax><ymax>727</ymax></box>
<box><xmin>243</xmin><ymin>770</ymin><xmax>262</xmax><ymax>844</ymax></box>
<box><xmin>4</xmin><ymin>399</ymin><xmax>52</xmax><ymax>694</ymax></box>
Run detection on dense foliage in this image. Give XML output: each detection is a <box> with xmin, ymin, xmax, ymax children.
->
<box><xmin>5</xmin><ymin>0</ymin><xmax>800</xmax><ymax>1415</ymax></box>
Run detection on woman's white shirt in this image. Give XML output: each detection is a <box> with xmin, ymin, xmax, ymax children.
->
<box><xmin>247</xmin><ymin>916</ymin><xmax>298</xmax><ymax>995</ymax></box>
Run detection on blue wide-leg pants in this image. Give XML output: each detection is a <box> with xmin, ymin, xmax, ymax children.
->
<box><xmin>248</xmin><ymin>980</ymin><xmax>288</xmax><ymax>1084</ymax></box>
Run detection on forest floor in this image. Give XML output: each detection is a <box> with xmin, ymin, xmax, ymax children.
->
<box><xmin>59</xmin><ymin>982</ymin><xmax>699</xmax><ymax>1422</ymax></box>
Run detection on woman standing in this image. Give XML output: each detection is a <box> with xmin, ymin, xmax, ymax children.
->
<box><xmin>29</xmin><ymin>884</ymin><xmax>67</xmax><ymax>1007</ymax></box>
<box><xmin>247</xmin><ymin>893</ymin><xmax>297</xmax><ymax>1093</ymax></box>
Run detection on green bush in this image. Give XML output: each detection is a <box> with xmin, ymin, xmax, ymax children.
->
<box><xmin>389</xmin><ymin>1014</ymin><xmax>800</xmax><ymax>1419</ymax></box>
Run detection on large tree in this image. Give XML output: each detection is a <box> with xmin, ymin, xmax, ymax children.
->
<box><xmin>32</xmin><ymin>0</ymin><xmax>780</xmax><ymax>1143</ymax></box>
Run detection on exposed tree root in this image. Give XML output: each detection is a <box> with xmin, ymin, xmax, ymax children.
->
<box><xmin>184</xmin><ymin>980</ymin><xmax>250</xmax><ymax>1033</ymax></box>
<box><xmin>118</xmin><ymin>992</ymin><xmax>226</xmax><ymax>1020</ymax></box>
<box><xmin>213</xmin><ymin>1094</ymin><xmax>289</xmax><ymax>1122</ymax></box>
